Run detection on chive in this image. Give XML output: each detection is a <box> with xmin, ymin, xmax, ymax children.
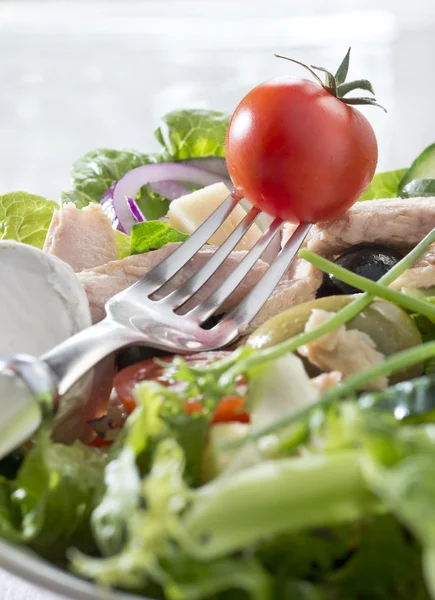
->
<box><xmin>217</xmin><ymin>227</ymin><xmax>435</xmax><ymax>385</ymax></box>
<box><xmin>223</xmin><ymin>340</ymin><xmax>435</xmax><ymax>449</ymax></box>
<box><xmin>299</xmin><ymin>249</ymin><xmax>435</xmax><ymax>323</ymax></box>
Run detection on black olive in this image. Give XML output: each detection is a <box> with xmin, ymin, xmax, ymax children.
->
<box><xmin>0</xmin><ymin>449</ymin><xmax>23</xmax><ymax>480</ymax></box>
<box><xmin>317</xmin><ymin>244</ymin><xmax>404</xmax><ymax>297</ymax></box>
<box><xmin>116</xmin><ymin>346</ymin><xmax>169</xmax><ymax>370</ymax></box>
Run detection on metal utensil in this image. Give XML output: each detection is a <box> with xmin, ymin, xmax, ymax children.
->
<box><xmin>0</xmin><ymin>195</ymin><xmax>311</xmax><ymax>457</ymax></box>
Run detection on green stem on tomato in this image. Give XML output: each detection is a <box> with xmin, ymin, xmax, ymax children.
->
<box><xmin>217</xmin><ymin>227</ymin><xmax>435</xmax><ymax>386</ymax></box>
<box><xmin>299</xmin><ymin>249</ymin><xmax>435</xmax><ymax>323</ymax></box>
<box><xmin>223</xmin><ymin>340</ymin><xmax>435</xmax><ymax>449</ymax></box>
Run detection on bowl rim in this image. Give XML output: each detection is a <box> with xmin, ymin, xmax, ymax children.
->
<box><xmin>0</xmin><ymin>539</ymin><xmax>149</xmax><ymax>600</ymax></box>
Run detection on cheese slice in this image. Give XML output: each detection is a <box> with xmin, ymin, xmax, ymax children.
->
<box><xmin>168</xmin><ymin>182</ymin><xmax>263</xmax><ymax>251</ymax></box>
<box><xmin>0</xmin><ymin>241</ymin><xmax>91</xmax><ymax>356</ymax></box>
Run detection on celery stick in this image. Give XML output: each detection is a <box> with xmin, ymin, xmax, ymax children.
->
<box><xmin>184</xmin><ymin>450</ymin><xmax>377</xmax><ymax>560</ymax></box>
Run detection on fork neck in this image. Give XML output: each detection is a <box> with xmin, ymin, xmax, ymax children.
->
<box><xmin>41</xmin><ymin>319</ymin><xmax>142</xmax><ymax>397</ymax></box>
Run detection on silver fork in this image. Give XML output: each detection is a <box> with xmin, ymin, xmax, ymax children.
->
<box><xmin>0</xmin><ymin>195</ymin><xmax>310</xmax><ymax>457</ymax></box>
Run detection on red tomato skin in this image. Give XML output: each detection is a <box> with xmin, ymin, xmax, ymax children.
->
<box><xmin>226</xmin><ymin>78</ymin><xmax>378</xmax><ymax>223</ymax></box>
<box><xmin>113</xmin><ymin>352</ymin><xmax>231</xmax><ymax>414</ymax></box>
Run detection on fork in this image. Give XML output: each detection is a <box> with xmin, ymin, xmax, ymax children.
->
<box><xmin>0</xmin><ymin>194</ymin><xmax>310</xmax><ymax>458</ymax></box>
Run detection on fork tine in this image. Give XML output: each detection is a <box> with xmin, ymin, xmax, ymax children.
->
<box><xmin>187</xmin><ymin>217</ymin><xmax>284</xmax><ymax>323</ymax></box>
<box><xmin>160</xmin><ymin>206</ymin><xmax>261</xmax><ymax>309</ymax></box>
<box><xmin>132</xmin><ymin>193</ymin><xmax>239</xmax><ymax>295</ymax></box>
<box><xmin>217</xmin><ymin>221</ymin><xmax>312</xmax><ymax>332</ymax></box>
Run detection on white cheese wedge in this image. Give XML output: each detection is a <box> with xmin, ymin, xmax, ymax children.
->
<box><xmin>0</xmin><ymin>241</ymin><xmax>91</xmax><ymax>356</ymax></box>
<box><xmin>168</xmin><ymin>182</ymin><xmax>263</xmax><ymax>251</ymax></box>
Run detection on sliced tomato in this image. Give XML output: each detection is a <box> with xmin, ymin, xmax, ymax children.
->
<box><xmin>212</xmin><ymin>395</ymin><xmax>249</xmax><ymax>424</ymax></box>
<box><xmin>88</xmin><ymin>435</ymin><xmax>113</xmax><ymax>448</ymax></box>
<box><xmin>113</xmin><ymin>352</ymin><xmax>249</xmax><ymax>424</ymax></box>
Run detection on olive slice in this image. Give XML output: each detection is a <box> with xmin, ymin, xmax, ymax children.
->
<box><xmin>317</xmin><ymin>244</ymin><xmax>404</xmax><ymax>297</ymax></box>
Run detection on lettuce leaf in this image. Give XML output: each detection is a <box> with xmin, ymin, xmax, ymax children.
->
<box><xmin>0</xmin><ymin>192</ymin><xmax>58</xmax><ymax>248</ymax></box>
<box><xmin>61</xmin><ymin>148</ymin><xmax>156</xmax><ymax>208</ymax></box>
<box><xmin>154</xmin><ymin>109</ymin><xmax>230</xmax><ymax>161</ymax></box>
<box><xmin>62</xmin><ymin>110</ymin><xmax>231</xmax><ymax>211</ymax></box>
<box><xmin>130</xmin><ymin>221</ymin><xmax>188</xmax><ymax>255</ymax></box>
<box><xmin>74</xmin><ymin>438</ymin><xmax>271</xmax><ymax>600</ymax></box>
<box><xmin>360</xmin><ymin>169</ymin><xmax>407</xmax><ymax>201</ymax></box>
<box><xmin>115</xmin><ymin>230</ymin><xmax>131</xmax><ymax>259</ymax></box>
<box><xmin>0</xmin><ymin>432</ymin><xmax>106</xmax><ymax>559</ymax></box>
<box><xmin>361</xmin><ymin>424</ymin><xmax>435</xmax><ymax>597</ymax></box>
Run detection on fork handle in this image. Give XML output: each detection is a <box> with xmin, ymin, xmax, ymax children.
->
<box><xmin>41</xmin><ymin>318</ymin><xmax>143</xmax><ymax>397</ymax></box>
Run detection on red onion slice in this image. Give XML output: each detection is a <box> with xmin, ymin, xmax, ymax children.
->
<box><xmin>151</xmin><ymin>180</ymin><xmax>189</xmax><ymax>200</ymax></box>
<box><xmin>127</xmin><ymin>197</ymin><xmax>145</xmax><ymax>223</ymax></box>
<box><xmin>104</xmin><ymin>162</ymin><xmax>233</xmax><ymax>235</ymax></box>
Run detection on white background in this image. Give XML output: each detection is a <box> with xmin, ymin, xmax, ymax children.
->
<box><xmin>0</xmin><ymin>1</ymin><xmax>434</xmax><ymax>596</ymax></box>
<box><xmin>0</xmin><ymin>0</ymin><xmax>434</xmax><ymax>200</ymax></box>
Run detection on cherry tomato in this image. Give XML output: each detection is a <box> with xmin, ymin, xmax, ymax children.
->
<box><xmin>226</xmin><ymin>78</ymin><xmax>378</xmax><ymax>223</ymax></box>
<box><xmin>113</xmin><ymin>352</ymin><xmax>248</xmax><ymax>425</ymax></box>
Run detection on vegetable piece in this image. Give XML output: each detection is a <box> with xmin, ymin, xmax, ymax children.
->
<box><xmin>154</xmin><ymin>109</ymin><xmax>230</xmax><ymax>160</ymax></box>
<box><xmin>103</xmin><ymin>163</ymin><xmax>232</xmax><ymax>235</ymax></box>
<box><xmin>168</xmin><ymin>182</ymin><xmax>262</xmax><ymax>250</ymax></box>
<box><xmin>361</xmin><ymin>421</ymin><xmax>435</xmax><ymax>599</ymax></box>
<box><xmin>401</xmin><ymin>178</ymin><xmax>435</xmax><ymax>198</ymax></box>
<box><xmin>200</xmin><ymin>422</ymin><xmax>250</xmax><ymax>482</ymax></box>
<box><xmin>301</xmin><ymin>249</ymin><xmax>435</xmax><ymax>325</ymax></box>
<box><xmin>235</xmin><ymin>340</ymin><xmax>435</xmax><ymax>449</ymax></box>
<box><xmin>248</xmin><ymin>296</ymin><xmax>422</xmax><ymax>383</ymax></box>
<box><xmin>130</xmin><ymin>220</ymin><xmax>188</xmax><ymax>255</ymax></box>
<box><xmin>359</xmin><ymin>168</ymin><xmax>407</xmax><ymax>201</ymax></box>
<box><xmin>398</xmin><ymin>142</ymin><xmax>435</xmax><ymax>194</ymax></box>
<box><xmin>184</xmin><ymin>451</ymin><xmax>376</xmax><ymax>560</ymax></box>
<box><xmin>0</xmin><ymin>192</ymin><xmax>58</xmax><ymax>249</ymax></box>
<box><xmin>61</xmin><ymin>148</ymin><xmax>153</xmax><ymax>208</ymax></box>
<box><xmin>212</xmin><ymin>396</ymin><xmax>249</xmax><ymax>424</ymax></box>
<box><xmin>318</xmin><ymin>244</ymin><xmax>403</xmax><ymax>296</ymax></box>
<box><xmin>113</xmin><ymin>352</ymin><xmax>233</xmax><ymax>415</ymax></box>
<box><xmin>219</xmin><ymin>227</ymin><xmax>435</xmax><ymax>383</ymax></box>
<box><xmin>226</xmin><ymin>49</ymin><xmax>380</xmax><ymax>223</ymax></box>
<box><xmin>0</xmin><ymin>431</ymin><xmax>105</xmax><ymax>559</ymax></box>
<box><xmin>359</xmin><ymin>375</ymin><xmax>435</xmax><ymax>421</ymax></box>
<box><xmin>115</xmin><ymin>230</ymin><xmax>130</xmax><ymax>259</ymax></box>
<box><xmin>126</xmin><ymin>197</ymin><xmax>145</xmax><ymax>223</ymax></box>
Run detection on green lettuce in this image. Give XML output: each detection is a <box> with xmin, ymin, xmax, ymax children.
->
<box><xmin>362</xmin><ymin>423</ymin><xmax>435</xmax><ymax>599</ymax></box>
<box><xmin>115</xmin><ymin>230</ymin><xmax>131</xmax><ymax>259</ymax></box>
<box><xmin>62</xmin><ymin>110</ymin><xmax>230</xmax><ymax>212</ymax></box>
<box><xmin>360</xmin><ymin>168</ymin><xmax>407</xmax><ymax>201</ymax></box>
<box><xmin>130</xmin><ymin>221</ymin><xmax>188</xmax><ymax>255</ymax></box>
<box><xmin>155</xmin><ymin>109</ymin><xmax>230</xmax><ymax>161</ymax></box>
<box><xmin>0</xmin><ymin>192</ymin><xmax>58</xmax><ymax>248</ymax></box>
<box><xmin>0</xmin><ymin>431</ymin><xmax>105</xmax><ymax>559</ymax></box>
<box><xmin>74</xmin><ymin>438</ymin><xmax>271</xmax><ymax>600</ymax></box>
<box><xmin>61</xmin><ymin>148</ymin><xmax>156</xmax><ymax>209</ymax></box>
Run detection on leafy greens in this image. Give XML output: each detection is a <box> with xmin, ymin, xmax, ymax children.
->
<box><xmin>0</xmin><ymin>192</ymin><xmax>58</xmax><ymax>249</ymax></box>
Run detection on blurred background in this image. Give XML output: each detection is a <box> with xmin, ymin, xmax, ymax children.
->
<box><xmin>0</xmin><ymin>0</ymin><xmax>434</xmax><ymax>199</ymax></box>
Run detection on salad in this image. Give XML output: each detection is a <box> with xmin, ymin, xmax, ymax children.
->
<box><xmin>2</xmin><ymin>48</ymin><xmax>435</xmax><ymax>600</ymax></box>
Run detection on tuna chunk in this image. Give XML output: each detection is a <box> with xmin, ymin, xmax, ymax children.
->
<box><xmin>311</xmin><ymin>371</ymin><xmax>342</xmax><ymax>393</ymax></box>
<box><xmin>298</xmin><ymin>309</ymin><xmax>387</xmax><ymax>391</ymax></box>
<box><xmin>390</xmin><ymin>242</ymin><xmax>435</xmax><ymax>290</ymax></box>
<box><xmin>284</xmin><ymin>197</ymin><xmax>435</xmax><ymax>300</ymax></box>
<box><xmin>78</xmin><ymin>243</ymin><xmax>269</xmax><ymax>324</ymax></box>
<box><xmin>44</xmin><ymin>202</ymin><xmax>117</xmax><ymax>271</ymax></box>
<box><xmin>306</xmin><ymin>197</ymin><xmax>435</xmax><ymax>258</ymax></box>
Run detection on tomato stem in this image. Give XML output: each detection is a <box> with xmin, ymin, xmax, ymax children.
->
<box><xmin>275</xmin><ymin>48</ymin><xmax>386</xmax><ymax>111</ymax></box>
